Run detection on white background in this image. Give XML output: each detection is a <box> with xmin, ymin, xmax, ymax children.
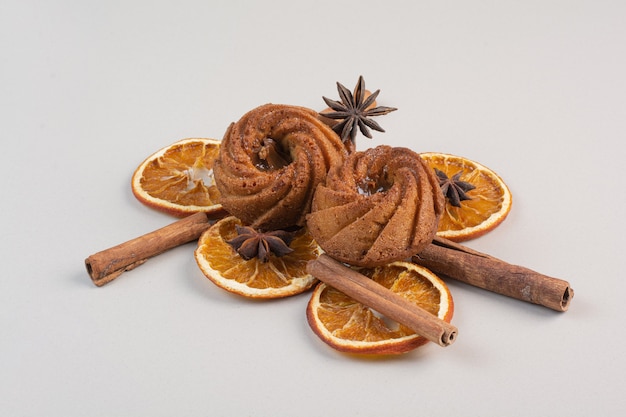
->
<box><xmin>2</xmin><ymin>1</ymin><xmax>625</xmax><ymax>416</ymax></box>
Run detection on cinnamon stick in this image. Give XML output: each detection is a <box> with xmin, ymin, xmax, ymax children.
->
<box><xmin>85</xmin><ymin>211</ymin><xmax>214</xmax><ymax>286</ymax></box>
<box><xmin>307</xmin><ymin>254</ymin><xmax>458</xmax><ymax>347</ymax></box>
<box><xmin>413</xmin><ymin>236</ymin><xmax>573</xmax><ymax>312</ymax></box>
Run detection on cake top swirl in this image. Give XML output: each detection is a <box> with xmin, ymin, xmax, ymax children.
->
<box><xmin>213</xmin><ymin>104</ymin><xmax>347</xmax><ymax>231</ymax></box>
<box><xmin>306</xmin><ymin>145</ymin><xmax>444</xmax><ymax>267</ymax></box>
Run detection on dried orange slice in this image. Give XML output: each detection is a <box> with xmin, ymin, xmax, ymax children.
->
<box><xmin>131</xmin><ymin>138</ymin><xmax>223</xmax><ymax>217</ymax></box>
<box><xmin>420</xmin><ymin>152</ymin><xmax>512</xmax><ymax>242</ymax></box>
<box><xmin>195</xmin><ymin>216</ymin><xmax>321</xmax><ymax>298</ymax></box>
<box><xmin>306</xmin><ymin>262</ymin><xmax>453</xmax><ymax>355</ymax></box>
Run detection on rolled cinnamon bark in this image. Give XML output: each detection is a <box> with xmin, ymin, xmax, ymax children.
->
<box><xmin>308</xmin><ymin>254</ymin><xmax>457</xmax><ymax>347</ymax></box>
<box><xmin>413</xmin><ymin>237</ymin><xmax>573</xmax><ymax>311</ymax></box>
<box><xmin>85</xmin><ymin>212</ymin><xmax>215</xmax><ymax>286</ymax></box>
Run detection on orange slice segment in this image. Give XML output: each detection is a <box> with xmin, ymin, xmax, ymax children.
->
<box><xmin>420</xmin><ymin>152</ymin><xmax>512</xmax><ymax>242</ymax></box>
<box><xmin>195</xmin><ymin>216</ymin><xmax>321</xmax><ymax>298</ymax></box>
<box><xmin>306</xmin><ymin>262</ymin><xmax>453</xmax><ymax>355</ymax></box>
<box><xmin>131</xmin><ymin>138</ymin><xmax>224</xmax><ymax>217</ymax></box>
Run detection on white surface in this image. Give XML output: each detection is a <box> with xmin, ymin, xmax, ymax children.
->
<box><xmin>2</xmin><ymin>1</ymin><xmax>625</xmax><ymax>416</ymax></box>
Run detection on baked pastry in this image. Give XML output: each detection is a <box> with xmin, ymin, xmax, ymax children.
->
<box><xmin>213</xmin><ymin>104</ymin><xmax>347</xmax><ymax>231</ymax></box>
<box><xmin>306</xmin><ymin>145</ymin><xmax>444</xmax><ymax>267</ymax></box>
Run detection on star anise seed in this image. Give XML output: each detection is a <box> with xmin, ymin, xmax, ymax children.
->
<box><xmin>227</xmin><ymin>225</ymin><xmax>295</xmax><ymax>263</ymax></box>
<box><xmin>321</xmin><ymin>75</ymin><xmax>397</xmax><ymax>145</ymax></box>
<box><xmin>435</xmin><ymin>168</ymin><xmax>476</xmax><ymax>207</ymax></box>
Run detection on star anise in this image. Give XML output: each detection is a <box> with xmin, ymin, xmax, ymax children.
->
<box><xmin>435</xmin><ymin>168</ymin><xmax>476</xmax><ymax>207</ymax></box>
<box><xmin>226</xmin><ymin>225</ymin><xmax>295</xmax><ymax>263</ymax></box>
<box><xmin>321</xmin><ymin>75</ymin><xmax>397</xmax><ymax>145</ymax></box>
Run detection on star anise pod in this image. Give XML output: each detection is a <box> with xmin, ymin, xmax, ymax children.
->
<box><xmin>435</xmin><ymin>168</ymin><xmax>476</xmax><ymax>207</ymax></box>
<box><xmin>226</xmin><ymin>225</ymin><xmax>295</xmax><ymax>263</ymax></box>
<box><xmin>321</xmin><ymin>75</ymin><xmax>397</xmax><ymax>145</ymax></box>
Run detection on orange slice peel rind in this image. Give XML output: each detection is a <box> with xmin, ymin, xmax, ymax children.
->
<box><xmin>420</xmin><ymin>152</ymin><xmax>512</xmax><ymax>242</ymax></box>
<box><xmin>195</xmin><ymin>216</ymin><xmax>322</xmax><ymax>299</ymax></box>
<box><xmin>131</xmin><ymin>138</ymin><xmax>224</xmax><ymax>217</ymax></box>
<box><xmin>306</xmin><ymin>261</ymin><xmax>454</xmax><ymax>355</ymax></box>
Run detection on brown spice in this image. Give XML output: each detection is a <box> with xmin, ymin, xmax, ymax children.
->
<box><xmin>85</xmin><ymin>211</ymin><xmax>220</xmax><ymax>286</ymax></box>
<box><xmin>307</xmin><ymin>254</ymin><xmax>458</xmax><ymax>347</ymax></box>
<box><xmin>413</xmin><ymin>236</ymin><xmax>573</xmax><ymax>312</ymax></box>
<box><xmin>226</xmin><ymin>225</ymin><xmax>295</xmax><ymax>262</ymax></box>
<box><xmin>320</xmin><ymin>75</ymin><xmax>397</xmax><ymax>146</ymax></box>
